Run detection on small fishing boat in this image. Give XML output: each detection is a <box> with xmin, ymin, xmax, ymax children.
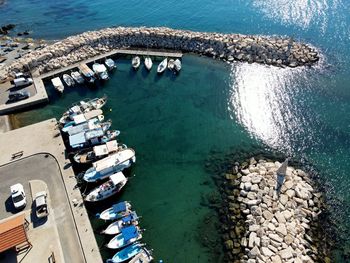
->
<box><xmin>71</xmin><ymin>71</ymin><xmax>85</xmax><ymax>84</ymax></box>
<box><xmin>107</xmin><ymin>225</ymin><xmax>142</xmax><ymax>250</ymax></box>
<box><xmin>174</xmin><ymin>59</ymin><xmax>182</xmax><ymax>72</ymax></box>
<box><xmin>62</xmin><ymin>74</ymin><xmax>75</xmax><ymax>87</ymax></box>
<box><xmin>107</xmin><ymin>243</ymin><xmax>143</xmax><ymax>263</ymax></box>
<box><xmin>86</xmin><ymin>96</ymin><xmax>107</xmax><ymax>110</ymax></box>
<box><xmin>132</xmin><ymin>56</ymin><xmax>140</xmax><ymax>69</ymax></box>
<box><xmin>61</xmin><ymin>111</ymin><xmax>104</xmax><ymax>131</ymax></box>
<box><xmin>99</xmin><ymin>201</ymin><xmax>132</xmax><ymax>221</ymax></box>
<box><xmin>92</xmin><ymin>63</ymin><xmax>109</xmax><ymax>80</ymax></box>
<box><xmin>84</xmin><ymin>172</ymin><xmax>128</xmax><ymax>202</ymax></box>
<box><xmin>102</xmin><ymin>211</ymin><xmax>139</xmax><ymax>235</ymax></box>
<box><xmin>157</xmin><ymin>58</ymin><xmax>168</xmax><ymax>74</ymax></box>
<box><xmin>144</xmin><ymin>57</ymin><xmax>152</xmax><ymax>71</ymax></box>
<box><xmin>64</xmin><ymin>118</ymin><xmax>111</xmax><ymax>136</ymax></box>
<box><xmin>79</xmin><ymin>63</ymin><xmax>96</xmax><ymax>84</ymax></box>
<box><xmin>73</xmin><ymin>140</ymin><xmax>126</xmax><ymax>164</ymax></box>
<box><xmin>82</xmin><ymin>148</ymin><xmax>136</xmax><ymax>182</ymax></box>
<box><xmin>167</xmin><ymin>59</ymin><xmax>175</xmax><ymax>71</ymax></box>
<box><xmin>51</xmin><ymin>77</ymin><xmax>64</xmax><ymax>93</ymax></box>
<box><xmin>105</xmin><ymin>58</ymin><xmax>117</xmax><ymax>71</ymax></box>
<box><xmin>69</xmin><ymin>129</ymin><xmax>120</xmax><ymax>150</ymax></box>
<box><xmin>129</xmin><ymin>247</ymin><xmax>154</xmax><ymax>263</ymax></box>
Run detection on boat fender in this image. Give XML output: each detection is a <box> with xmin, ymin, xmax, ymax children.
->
<box><xmin>95</xmin><ymin>213</ymin><xmax>100</xmax><ymax>218</ymax></box>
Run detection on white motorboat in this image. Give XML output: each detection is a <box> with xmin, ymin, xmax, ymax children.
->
<box><xmin>71</xmin><ymin>71</ymin><xmax>85</xmax><ymax>84</ymax></box>
<box><xmin>82</xmin><ymin>148</ymin><xmax>136</xmax><ymax>182</ymax></box>
<box><xmin>174</xmin><ymin>59</ymin><xmax>182</xmax><ymax>72</ymax></box>
<box><xmin>84</xmin><ymin>172</ymin><xmax>128</xmax><ymax>202</ymax></box>
<box><xmin>61</xmin><ymin>110</ymin><xmax>104</xmax><ymax>130</ymax></box>
<box><xmin>92</xmin><ymin>63</ymin><xmax>109</xmax><ymax>80</ymax></box>
<box><xmin>144</xmin><ymin>57</ymin><xmax>152</xmax><ymax>71</ymax></box>
<box><xmin>132</xmin><ymin>56</ymin><xmax>140</xmax><ymax>69</ymax></box>
<box><xmin>106</xmin><ymin>225</ymin><xmax>142</xmax><ymax>250</ymax></box>
<box><xmin>51</xmin><ymin>77</ymin><xmax>64</xmax><ymax>93</ymax></box>
<box><xmin>62</xmin><ymin>74</ymin><xmax>75</xmax><ymax>87</ymax></box>
<box><xmin>157</xmin><ymin>58</ymin><xmax>168</xmax><ymax>74</ymax></box>
<box><xmin>105</xmin><ymin>58</ymin><xmax>117</xmax><ymax>71</ymax></box>
<box><xmin>102</xmin><ymin>211</ymin><xmax>139</xmax><ymax>235</ymax></box>
<box><xmin>99</xmin><ymin>201</ymin><xmax>132</xmax><ymax>221</ymax></box>
<box><xmin>167</xmin><ymin>59</ymin><xmax>175</xmax><ymax>70</ymax></box>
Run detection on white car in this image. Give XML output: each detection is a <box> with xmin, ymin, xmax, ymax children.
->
<box><xmin>10</xmin><ymin>183</ymin><xmax>26</xmax><ymax>209</ymax></box>
<box><xmin>35</xmin><ymin>191</ymin><xmax>49</xmax><ymax>218</ymax></box>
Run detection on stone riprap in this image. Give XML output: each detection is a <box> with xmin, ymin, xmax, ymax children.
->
<box><xmin>223</xmin><ymin>158</ymin><xmax>326</xmax><ymax>263</ymax></box>
<box><xmin>1</xmin><ymin>26</ymin><xmax>319</xmax><ymax>78</ymax></box>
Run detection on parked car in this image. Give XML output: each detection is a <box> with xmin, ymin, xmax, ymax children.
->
<box><xmin>10</xmin><ymin>183</ymin><xmax>26</xmax><ymax>209</ymax></box>
<box><xmin>12</xmin><ymin>77</ymin><xmax>33</xmax><ymax>88</ymax></box>
<box><xmin>35</xmin><ymin>191</ymin><xmax>49</xmax><ymax>218</ymax></box>
<box><xmin>7</xmin><ymin>90</ymin><xmax>30</xmax><ymax>104</ymax></box>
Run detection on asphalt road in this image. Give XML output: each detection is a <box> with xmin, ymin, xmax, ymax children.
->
<box><xmin>0</xmin><ymin>154</ymin><xmax>84</xmax><ymax>263</ymax></box>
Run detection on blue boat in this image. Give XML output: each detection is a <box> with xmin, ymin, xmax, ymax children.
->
<box><xmin>107</xmin><ymin>243</ymin><xmax>143</xmax><ymax>263</ymax></box>
<box><xmin>102</xmin><ymin>211</ymin><xmax>139</xmax><ymax>235</ymax></box>
<box><xmin>98</xmin><ymin>201</ymin><xmax>132</xmax><ymax>221</ymax></box>
<box><xmin>106</xmin><ymin>225</ymin><xmax>142</xmax><ymax>249</ymax></box>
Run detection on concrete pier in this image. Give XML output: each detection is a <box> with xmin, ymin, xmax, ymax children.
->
<box><xmin>0</xmin><ymin>119</ymin><xmax>102</xmax><ymax>263</ymax></box>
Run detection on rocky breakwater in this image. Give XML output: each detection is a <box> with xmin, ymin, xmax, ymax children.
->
<box><xmin>222</xmin><ymin>158</ymin><xmax>328</xmax><ymax>263</ymax></box>
<box><xmin>1</xmin><ymin>26</ymin><xmax>319</xmax><ymax>78</ymax></box>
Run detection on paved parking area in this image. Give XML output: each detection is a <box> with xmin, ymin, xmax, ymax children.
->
<box><xmin>0</xmin><ymin>155</ymin><xmax>83</xmax><ymax>263</ymax></box>
<box><xmin>0</xmin><ymin>81</ymin><xmax>37</xmax><ymax>105</ymax></box>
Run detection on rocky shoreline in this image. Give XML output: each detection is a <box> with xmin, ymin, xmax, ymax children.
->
<box><xmin>1</xmin><ymin>26</ymin><xmax>319</xmax><ymax>78</ymax></box>
<box><xmin>220</xmin><ymin>157</ymin><xmax>329</xmax><ymax>263</ymax></box>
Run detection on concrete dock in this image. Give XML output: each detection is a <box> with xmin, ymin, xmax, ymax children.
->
<box><xmin>0</xmin><ymin>119</ymin><xmax>102</xmax><ymax>263</ymax></box>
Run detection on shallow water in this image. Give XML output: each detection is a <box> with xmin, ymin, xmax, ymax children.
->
<box><xmin>3</xmin><ymin>0</ymin><xmax>350</xmax><ymax>261</ymax></box>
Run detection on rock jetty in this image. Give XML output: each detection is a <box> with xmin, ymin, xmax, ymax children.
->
<box><xmin>222</xmin><ymin>157</ymin><xmax>328</xmax><ymax>263</ymax></box>
<box><xmin>1</xmin><ymin>26</ymin><xmax>319</xmax><ymax>78</ymax></box>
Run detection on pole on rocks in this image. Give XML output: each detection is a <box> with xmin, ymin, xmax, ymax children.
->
<box><xmin>276</xmin><ymin>158</ymin><xmax>289</xmax><ymax>194</ymax></box>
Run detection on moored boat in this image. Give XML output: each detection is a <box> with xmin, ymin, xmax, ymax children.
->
<box><xmin>79</xmin><ymin>63</ymin><xmax>96</xmax><ymax>83</ymax></box>
<box><xmin>51</xmin><ymin>77</ymin><xmax>64</xmax><ymax>93</ymax></box>
<box><xmin>102</xmin><ymin>211</ymin><xmax>139</xmax><ymax>235</ymax></box>
<box><xmin>61</xmin><ymin>110</ymin><xmax>104</xmax><ymax>131</ymax></box>
<box><xmin>157</xmin><ymin>58</ymin><xmax>168</xmax><ymax>74</ymax></box>
<box><xmin>84</xmin><ymin>172</ymin><xmax>128</xmax><ymax>202</ymax></box>
<box><xmin>62</xmin><ymin>74</ymin><xmax>75</xmax><ymax>87</ymax></box>
<box><xmin>73</xmin><ymin>140</ymin><xmax>126</xmax><ymax>164</ymax></box>
<box><xmin>82</xmin><ymin>148</ymin><xmax>136</xmax><ymax>182</ymax></box>
<box><xmin>106</xmin><ymin>225</ymin><xmax>142</xmax><ymax>249</ymax></box>
<box><xmin>132</xmin><ymin>56</ymin><xmax>140</xmax><ymax>69</ymax></box>
<box><xmin>64</xmin><ymin>118</ymin><xmax>111</xmax><ymax>136</ymax></box>
<box><xmin>174</xmin><ymin>59</ymin><xmax>182</xmax><ymax>72</ymax></box>
<box><xmin>92</xmin><ymin>63</ymin><xmax>109</xmax><ymax>80</ymax></box>
<box><xmin>167</xmin><ymin>59</ymin><xmax>175</xmax><ymax>70</ymax></box>
<box><xmin>105</xmin><ymin>58</ymin><xmax>117</xmax><ymax>71</ymax></box>
<box><xmin>69</xmin><ymin>129</ymin><xmax>120</xmax><ymax>150</ymax></box>
<box><xmin>71</xmin><ymin>71</ymin><xmax>85</xmax><ymax>84</ymax></box>
<box><xmin>106</xmin><ymin>243</ymin><xmax>143</xmax><ymax>263</ymax></box>
<box><xmin>129</xmin><ymin>247</ymin><xmax>154</xmax><ymax>263</ymax></box>
<box><xmin>144</xmin><ymin>57</ymin><xmax>152</xmax><ymax>71</ymax></box>
<box><xmin>99</xmin><ymin>201</ymin><xmax>132</xmax><ymax>221</ymax></box>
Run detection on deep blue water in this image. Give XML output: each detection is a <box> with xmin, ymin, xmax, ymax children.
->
<box><xmin>2</xmin><ymin>0</ymin><xmax>350</xmax><ymax>261</ymax></box>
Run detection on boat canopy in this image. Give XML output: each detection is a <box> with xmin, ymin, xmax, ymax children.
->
<box><xmin>122</xmin><ymin>212</ymin><xmax>138</xmax><ymax>223</ymax></box>
<box><xmin>112</xmin><ymin>202</ymin><xmax>127</xmax><ymax>213</ymax></box>
<box><xmin>51</xmin><ymin>77</ymin><xmax>63</xmax><ymax>86</ymax></box>
<box><xmin>72</xmin><ymin>114</ymin><xmax>87</xmax><ymax>125</ymax></box>
<box><xmin>85</xmin><ymin>128</ymin><xmax>104</xmax><ymax>140</ymax></box>
<box><xmin>121</xmin><ymin>225</ymin><xmax>138</xmax><ymax>242</ymax></box>
<box><xmin>93</xmin><ymin>63</ymin><xmax>108</xmax><ymax>73</ymax></box>
<box><xmin>93</xmin><ymin>140</ymin><xmax>118</xmax><ymax>156</ymax></box>
<box><xmin>79</xmin><ymin>63</ymin><xmax>94</xmax><ymax>77</ymax></box>
<box><xmin>84</xmin><ymin>109</ymin><xmax>103</xmax><ymax>120</ymax></box>
<box><xmin>69</xmin><ymin>132</ymin><xmax>86</xmax><ymax>146</ymax></box>
<box><xmin>110</xmin><ymin>172</ymin><xmax>126</xmax><ymax>185</ymax></box>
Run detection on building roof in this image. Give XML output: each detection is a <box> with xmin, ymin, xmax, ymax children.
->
<box><xmin>0</xmin><ymin>213</ymin><xmax>28</xmax><ymax>253</ymax></box>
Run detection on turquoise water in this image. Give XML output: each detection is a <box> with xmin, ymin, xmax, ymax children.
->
<box><xmin>3</xmin><ymin>0</ymin><xmax>350</xmax><ymax>261</ymax></box>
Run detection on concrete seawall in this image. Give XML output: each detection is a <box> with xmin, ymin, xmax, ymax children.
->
<box><xmin>1</xmin><ymin>26</ymin><xmax>319</xmax><ymax>77</ymax></box>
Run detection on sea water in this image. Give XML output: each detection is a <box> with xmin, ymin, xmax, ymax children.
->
<box><xmin>2</xmin><ymin>0</ymin><xmax>350</xmax><ymax>261</ymax></box>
